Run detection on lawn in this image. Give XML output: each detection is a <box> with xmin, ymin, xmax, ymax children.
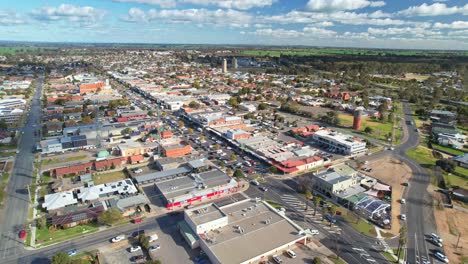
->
<box><xmin>41</xmin><ymin>155</ymin><xmax>87</xmax><ymax>166</ymax></box>
<box><xmin>432</xmin><ymin>144</ymin><xmax>466</xmax><ymax>156</ymax></box>
<box><xmin>341</xmin><ymin>212</ymin><xmax>377</xmax><ymax>237</ymax></box>
<box><xmin>266</xmin><ymin>200</ymin><xmax>283</xmax><ymax>209</ymax></box>
<box><xmin>338</xmin><ymin>113</ymin><xmax>402</xmax><ymax>143</ymax></box>
<box><xmin>36</xmin><ymin>222</ymin><xmax>99</xmax><ymax>246</ymax></box>
<box><xmin>92</xmin><ymin>170</ymin><xmax>127</xmax><ymax>185</ymax></box>
<box><xmin>406</xmin><ymin>146</ymin><xmax>436</xmax><ymax>167</ymax></box>
<box><xmin>381</xmin><ymin>249</ymin><xmax>405</xmax><ymax>263</ymax></box>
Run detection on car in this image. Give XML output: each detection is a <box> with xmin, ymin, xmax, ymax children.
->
<box><xmin>431</xmin><ymin>233</ymin><xmax>443</xmax><ymax>242</ymax></box>
<box><xmin>250</xmin><ymin>180</ymin><xmax>260</xmax><ymax>186</ymax></box>
<box><xmin>131</xmin><ymin>255</ymin><xmax>145</xmax><ymax>262</ymax></box>
<box><xmin>324</xmin><ymin>214</ymin><xmax>337</xmax><ymax>223</ymax></box>
<box><xmin>18</xmin><ymin>229</ymin><xmax>26</xmax><ymax>239</ymax></box>
<box><xmin>132</xmin><ymin>230</ymin><xmax>145</xmax><ymax>237</ymax></box>
<box><xmin>402</xmin><ymin>182</ymin><xmax>410</xmax><ymax>186</ymax></box>
<box><xmin>111</xmin><ymin>234</ymin><xmax>125</xmax><ymax>243</ymax></box>
<box><xmin>129</xmin><ymin>245</ymin><xmax>141</xmax><ymax>252</ymax></box>
<box><xmin>310</xmin><ymin>229</ymin><xmax>319</xmax><ymax>235</ymax></box>
<box><xmin>434</xmin><ymin>250</ymin><xmax>449</xmax><ymax>263</ymax></box>
<box><xmin>133</xmin><ymin>168</ymin><xmax>143</xmax><ymax>174</ymax></box>
<box><xmin>148</xmin><ymin>234</ymin><xmax>159</xmax><ymax>243</ymax></box>
<box><xmin>67</xmin><ymin>249</ymin><xmax>77</xmax><ymax>256</ymax></box>
<box><xmin>429</xmin><ymin>237</ymin><xmax>442</xmax><ymax>247</ymax></box>
<box><xmin>400</xmin><ymin>198</ymin><xmax>406</xmax><ymax>204</ymax></box>
<box><xmin>400</xmin><ymin>214</ymin><xmax>406</xmax><ymax>221</ymax></box>
<box><xmin>259</xmin><ymin>186</ymin><xmax>268</xmax><ymax>192</ymax></box>
<box><xmin>286</xmin><ymin>250</ymin><xmax>297</xmax><ymax>258</ymax></box>
<box><xmin>272</xmin><ymin>255</ymin><xmax>283</xmax><ymax>264</ymax></box>
<box><xmin>148</xmin><ymin>244</ymin><xmax>161</xmax><ymax>251</ymax></box>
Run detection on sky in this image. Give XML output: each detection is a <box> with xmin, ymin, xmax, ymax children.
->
<box><xmin>0</xmin><ymin>0</ymin><xmax>467</xmax><ymax>50</ymax></box>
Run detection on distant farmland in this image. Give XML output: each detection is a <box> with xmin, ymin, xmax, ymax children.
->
<box><xmin>243</xmin><ymin>48</ymin><xmax>468</xmax><ymax>57</ymax></box>
<box><xmin>0</xmin><ymin>46</ymin><xmax>57</xmax><ymax>55</ymax></box>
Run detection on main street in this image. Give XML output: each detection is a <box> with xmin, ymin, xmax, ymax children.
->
<box><xmin>0</xmin><ymin>73</ymin><xmax>43</xmax><ymax>261</ymax></box>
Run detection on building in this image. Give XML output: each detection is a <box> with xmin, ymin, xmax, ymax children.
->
<box><xmin>43</xmin><ymin>191</ymin><xmax>79</xmax><ymax>213</ymax></box>
<box><xmin>428</xmin><ymin>110</ymin><xmax>457</xmax><ymax>124</ymax></box>
<box><xmin>239</xmin><ymin>103</ymin><xmax>256</xmax><ymax>113</ymax></box>
<box><xmin>312</xmin><ymin>130</ymin><xmax>367</xmax><ymax>155</ymax></box>
<box><xmin>453</xmin><ymin>154</ymin><xmax>468</xmax><ymax>168</ymax></box>
<box><xmin>154</xmin><ymin>169</ymin><xmax>240</xmax><ymax>209</ymax></box>
<box><xmin>38</xmin><ymin>135</ymin><xmax>89</xmax><ymax>154</ymax></box>
<box><xmin>79</xmin><ymin>81</ymin><xmax>106</xmax><ymax>94</ymax></box>
<box><xmin>117</xmin><ymin>141</ymin><xmax>157</xmax><ymax>157</ymax></box>
<box><xmin>108</xmin><ymin>194</ymin><xmax>147</xmax><ymax>216</ymax></box>
<box><xmin>0</xmin><ymin>98</ymin><xmax>26</xmax><ymax>109</ymax></box>
<box><xmin>50</xmin><ymin>203</ymin><xmax>105</xmax><ymax>228</ymax></box>
<box><xmin>313</xmin><ymin>170</ymin><xmax>360</xmax><ymax>198</ymax></box>
<box><xmin>224</xmin><ymin>129</ymin><xmax>251</xmax><ymax>141</ymax></box>
<box><xmin>233</xmin><ymin>57</ymin><xmax>238</xmax><ymax>69</ymax></box>
<box><xmin>76</xmin><ymin>179</ymin><xmax>138</xmax><ymax>203</ymax></box>
<box><xmin>353</xmin><ymin>110</ymin><xmax>362</xmax><ymax>130</ymax></box>
<box><xmin>162</xmin><ymin>143</ymin><xmax>192</xmax><ymax>158</ymax></box>
<box><xmin>182</xmin><ymin>199</ymin><xmax>310</xmax><ymax>264</ymax></box>
<box><xmin>53</xmin><ymin>162</ymin><xmax>93</xmax><ymax>178</ymax></box>
<box><xmin>222</xmin><ymin>59</ymin><xmax>227</xmax><ymax>73</ymax></box>
<box><xmin>0</xmin><ymin>108</ymin><xmax>23</xmax><ymax>125</ymax></box>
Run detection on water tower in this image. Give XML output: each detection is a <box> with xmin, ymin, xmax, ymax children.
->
<box><xmin>353</xmin><ymin>110</ymin><xmax>362</xmax><ymax>130</ymax></box>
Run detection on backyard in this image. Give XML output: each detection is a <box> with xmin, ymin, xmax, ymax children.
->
<box><xmin>41</xmin><ymin>154</ymin><xmax>88</xmax><ymax>166</ymax></box>
<box><xmin>92</xmin><ymin>170</ymin><xmax>128</xmax><ymax>185</ymax></box>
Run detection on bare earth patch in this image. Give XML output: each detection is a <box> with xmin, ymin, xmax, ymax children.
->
<box><xmin>366</xmin><ymin>157</ymin><xmax>412</xmax><ymax>235</ymax></box>
<box><xmin>429</xmin><ymin>185</ymin><xmax>468</xmax><ymax>264</ymax></box>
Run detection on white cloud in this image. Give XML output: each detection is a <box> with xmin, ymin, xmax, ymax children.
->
<box><xmin>368</xmin><ymin>10</ymin><xmax>391</xmax><ymax>18</ymax></box>
<box><xmin>398</xmin><ymin>3</ymin><xmax>468</xmax><ymax>17</ymax></box>
<box><xmin>434</xmin><ymin>21</ymin><xmax>468</xmax><ymax>29</ymax></box>
<box><xmin>31</xmin><ymin>4</ymin><xmax>106</xmax><ymax>23</ymax></box>
<box><xmin>249</xmin><ymin>26</ymin><xmax>337</xmax><ymax>39</ymax></box>
<box><xmin>367</xmin><ymin>26</ymin><xmax>442</xmax><ymax>38</ymax></box>
<box><xmin>0</xmin><ymin>10</ymin><xmax>25</xmax><ymax>26</ymax></box>
<box><xmin>261</xmin><ymin>10</ymin><xmax>407</xmax><ymax>26</ymax></box>
<box><xmin>313</xmin><ymin>21</ymin><xmax>334</xmax><ymax>27</ymax></box>
<box><xmin>113</xmin><ymin>0</ymin><xmax>176</xmax><ymax>8</ymax></box>
<box><xmin>306</xmin><ymin>0</ymin><xmax>386</xmax><ymax>12</ymax></box>
<box><xmin>123</xmin><ymin>8</ymin><xmax>252</xmax><ymax>27</ymax></box>
<box><xmin>180</xmin><ymin>0</ymin><xmax>276</xmax><ymax>10</ymax></box>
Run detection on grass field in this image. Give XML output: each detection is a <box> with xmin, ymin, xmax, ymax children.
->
<box><xmin>338</xmin><ymin>113</ymin><xmax>402</xmax><ymax>143</ymax></box>
<box><xmin>0</xmin><ymin>46</ymin><xmax>57</xmax><ymax>55</ymax></box>
<box><xmin>342</xmin><ymin>212</ymin><xmax>376</xmax><ymax>237</ymax></box>
<box><xmin>41</xmin><ymin>155</ymin><xmax>87</xmax><ymax>166</ymax></box>
<box><xmin>432</xmin><ymin>144</ymin><xmax>466</xmax><ymax>156</ymax></box>
<box><xmin>243</xmin><ymin>49</ymin><xmax>468</xmax><ymax>57</ymax></box>
<box><xmin>406</xmin><ymin>146</ymin><xmax>436</xmax><ymax>166</ymax></box>
<box><xmin>92</xmin><ymin>170</ymin><xmax>127</xmax><ymax>185</ymax></box>
<box><xmin>36</xmin><ymin>222</ymin><xmax>99</xmax><ymax>246</ymax></box>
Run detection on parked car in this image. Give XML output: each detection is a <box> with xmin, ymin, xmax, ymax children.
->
<box><xmin>430</xmin><ymin>233</ymin><xmax>443</xmax><ymax>242</ymax></box>
<box><xmin>310</xmin><ymin>229</ymin><xmax>319</xmax><ymax>235</ymax></box>
<box><xmin>133</xmin><ymin>168</ymin><xmax>143</xmax><ymax>174</ymax></box>
<box><xmin>434</xmin><ymin>250</ymin><xmax>449</xmax><ymax>263</ymax></box>
<box><xmin>400</xmin><ymin>198</ymin><xmax>406</xmax><ymax>204</ymax></box>
<box><xmin>18</xmin><ymin>230</ymin><xmax>26</xmax><ymax>239</ymax></box>
<box><xmin>111</xmin><ymin>234</ymin><xmax>125</xmax><ymax>243</ymax></box>
<box><xmin>272</xmin><ymin>255</ymin><xmax>283</xmax><ymax>264</ymax></box>
<box><xmin>148</xmin><ymin>245</ymin><xmax>161</xmax><ymax>252</ymax></box>
<box><xmin>148</xmin><ymin>234</ymin><xmax>159</xmax><ymax>243</ymax></box>
<box><xmin>131</xmin><ymin>255</ymin><xmax>145</xmax><ymax>262</ymax></box>
<box><xmin>429</xmin><ymin>237</ymin><xmax>442</xmax><ymax>247</ymax></box>
<box><xmin>67</xmin><ymin>249</ymin><xmax>77</xmax><ymax>256</ymax></box>
<box><xmin>324</xmin><ymin>214</ymin><xmax>337</xmax><ymax>223</ymax></box>
<box><xmin>259</xmin><ymin>186</ymin><xmax>268</xmax><ymax>192</ymax></box>
<box><xmin>400</xmin><ymin>214</ymin><xmax>406</xmax><ymax>221</ymax></box>
<box><xmin>250</xmin><ymin>180</ymin><xmax>260</xmax><ymax>186</ymax></box>
<box><xmin>129</xmin><ymin>245</ymin><xmax>141</xmax><ymax>252</ymax></box>
<box><xmin>286</xmin><ymin>250</ymin><xmax>297</xmax><ymax>258</ymax></box>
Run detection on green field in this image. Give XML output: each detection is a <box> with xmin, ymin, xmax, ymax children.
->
<box><xmin>406</xmin><ymin>146</ymin><xmax>436</xmax><ymax>166</ymax></box>
<box><xmin>338</xmin><ymin>113</ymin><xmax>402</xmax><ymax>143</ymax></box>
<box><xmin>0</xmin><ymin>46</ymin><xmax>57</xmax><ymax>55</ymax></box>
<box><xmin>243</xmin><ymin>48</ymin><xmax>468</xmax><ymax>57</ymax></box>
<box><xmin>432</xmin><ymin>144</ymin><xmax>466</xmax><ymax>156</ymax></box>
<box><xmin>36</xmin><ymin>222</ymin><xmax>99</xmax><ymax>246</ymax></box>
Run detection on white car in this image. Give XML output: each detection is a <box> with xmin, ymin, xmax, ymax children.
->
<box><xmin>286</xmin><ymin>250</ymin><xmax>297</xmax><ymax>258</ymax></box>
<box><xmin>148</xmin><ymin>234</ymin><xmax>159</xmax><ymax>243</ymax></box>
<box><xmin>129</xmin><ymin>245</ymin><xmax>141</xmax><ymax>252</ymax></box>
<box><xmin>434</xmin><ymin>250</ymin><xmax>449</xmax><ymax>263</ymax></box>
<box><xmin>310</xmin><ymin>229</ymin><xmax>319</xmax><ymax>235</ymax></box>
<box><xmin>431</xmin><ymin>233</ymin><xmax>443</xmax><ymax>242</ymax></box>
<box><xmin>400</xmin><ymin>199</ymin><xmax>406</xmax><ymax>204</ymax></box>
<box><xmin>148</xmin><ymin>245</ymin><xmax>161</xmax><ymax>252</ymax></box>
<box><xmin>133</xmin><ymin>168</ymin><xmax>143</xmax><ymax>174</ymax></box>
<box><xmin>111</xmin><ymin>234</ymin><xmax>125</xmax><ymax>243</ymax></box>
<box><xmin>400</xmin><ymin>214</ymin><xmax>406</xmax><ymax>221</ymax></box>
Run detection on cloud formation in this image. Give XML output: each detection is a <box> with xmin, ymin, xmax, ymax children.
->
<box><xmin>31</xmin><ymin>4</ymin><xmax>106</xmax><ymax>23</ymax></box>
<box><xmin>398</xmin><ymin>3</ymin><xmax>468</xmax><ymax>17</ymax></box>
<box><xmin>113</xmin><ymin>0</ymin><xmax>176</xmax><ymax>8</ymax></box>
<box><xmin>306</xmin><ymin>0</ymin><xmax>385</xmax><ymax>12</ymax></box>
<box><xmin>180</xmin><ymin>0</ymin><xmax>277</xmax><ymax>10</ymax></box>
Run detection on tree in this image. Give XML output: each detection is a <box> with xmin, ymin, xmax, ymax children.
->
<box><xmin>138</xmin><ymin>234</ymin><xmax>150</xmax><ymax>250</ymax></box>
<box><xmin>229</xmin><ymin>97</ymin><xmax>239</xmax><ymax>108</ymax></box>
<box><xmin>328</xmin><ymin>205</ymin><xmax>337</xmax><ymax>226</ymax></box>
<box><xmin>51</xmin><ymin>252</ymin><xmax>70</xmax><ymax>264</ymax></box>
<box><xmin>0</xmin><ymin>119</ymin><xmax>7</xmax><ymax>130</ymax></box>
<box><xmin>312</xmin><ymin>196</ymin><xmax>322</xmax><ymax>216</ymax></box>
<box><xmin>188</xmin><ymin>128</ymin><xmax>194</xmax><ymax>134</ymax></box>
<box><xmin>121</xmin><ymin>127</ymin><xmax>133</xmax><ymax>135</ymax></box>
<box><xmin>229</xmin><ymin>153</ymin><xmax>237</xmax><ymax>161</ymax></box>
<box><xmin>37</xmin><ymin>217</ymin><xmax>47</xmax><ymax>229</ymax></box>
<box><xmin>436</xmin><ymin>159</ymin><xmax>456</xmax><ymax>173</ymax></box>
<box><xmin>145</xmin><ymin>260</ymin><xmax>161</xmax><ymax>264</ymax></box>
<box><xmin>233</xmin><ymin>169</ymin><xmax>244</xmax><ymax>178</ymax></box>
<box><xmin>304</xmin><ymin>190</ymin><xmax>312</xmax><ymax>211</ymax></box>
<box><xmin>178</xmin><ymin>121</ymin><xmax>185</xmax><ymax>128</ymax></box>
<box><xmin>81</xmin><ymin>115</ymin><xmax>93</xmax><ymax>124</ymax></box>
<box><xmin>269</xmin><ymin>166</ymin><xmax>278</xmax><ymax>174</ymax></box>
<box><xmin>200</xmin><ymin>135</ymin><xmax>205</xmax><ymax>141</ymax></box>
<box><xmin>364</xmin><ymin>126</ymin><xmax>373</xmax><ymax>134</ymax></box>
<box><xmin>213</xmin><ymin>144</ymin><xmax>220</xmax><ymax>150</ymax></box>
<box><xmin>188</xmin><ymin>101</ymin><xmax>200</xmax><ymax>109</ymax></box>
<box><xmin>397</xmin><ymin>226</ymin><xmax>407</xmax><ymax>262</ymax></box>
<box><xmin>312</xmin><ymin>257</ymin><xmax>322</xmax><ymax>264</ymax></box>
<box><xmin>258</xmin><ymin>103</ymin><xmax>268</xmax><ymax>110</ymax></box>
<box><xmin>98</xmin><ymin>208</ymin><xmax>123</xmax><ymax>226</ymax></box>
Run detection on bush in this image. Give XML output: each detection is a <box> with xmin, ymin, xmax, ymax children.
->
<box><xmin>312</xmin><ymin>257</ymin><xmax>321</xmax><ymax>264</ymax></box>
<box><xmin>436</xmin><ymin>159</ymin><xmax>456</xmax><ymax>173</ymax></box>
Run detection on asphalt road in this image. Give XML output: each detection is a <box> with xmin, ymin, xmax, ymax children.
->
<box><xmin>0</xmin><ymin>74</ymin><xmax>43</xmax><ymax>260</ymax></box>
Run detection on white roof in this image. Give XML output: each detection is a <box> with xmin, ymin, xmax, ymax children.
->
<box><xmin>77</xmin><ymin>179</ymin><xmax>138</xmax><ymax>202</ymax></box>
<box><xmin>43</xmin><ymin>191</ymin><xmax>78</xmax><ymax>211</ymax></box>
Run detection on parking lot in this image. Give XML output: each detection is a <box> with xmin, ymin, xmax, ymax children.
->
<box><xmin>100</xmin><ymin>214</ymin><xmax>200</xmax><ymax>264</ymax></box>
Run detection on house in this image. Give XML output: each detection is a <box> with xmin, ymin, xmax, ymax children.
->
<box><xmin>128</xmin><ymin>154</ymin><xmax>145</xmax><ymax>164</ymax></box>
<box><xmin>43</xmin><ymin>191</ymin><xmax>79</xmax><ymax>213</ymax></box>
<box><xmin>108</xmin><ymin>194</ymin><xmax>147</xmax><ymax>216</ymax></box>
<box><xmin>428</xmin><ymin>110</ymin><xmax>457</xmax><ymax>124</ymax></box>
<box><xmin>94</xmin><ymin>157</ymin><xmax>126</xmax><ymax>171</ymax></box>
<box><xmin>53</xmin><ymin>162</ymin><xmax>93</xmax><ymax>178</ymax></box>
<box><xmin>453</xmin><ymin>154</ymin><xmax>468</xmax><ymax>168</ymax></box>
<box><xmin>50</xmin><ymin>203</ymin><xmax>105</xmax><ymax>228</ymax></box>
<box><xmin>76</xmin><ymin>179</ymin><xmax>138</xmax><ymax>203</ymax></box>
<box><xmin>162</xmin><ymin>143</ymin><xmax>192</xmax><ymax>158</ymax></box>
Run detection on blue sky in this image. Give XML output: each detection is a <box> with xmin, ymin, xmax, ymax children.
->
<box><xmin>0</xmin><ymin>0</ymin><xmax>467</xmax><ymax>49</ymax></box>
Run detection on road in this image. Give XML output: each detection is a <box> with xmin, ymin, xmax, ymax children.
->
<box><xmin>0</xmin><ymin>74</ymin><xmax>43</xmax><ymax>260</ymax></box>
<box><xmin>395</xmin><ymin>102</ymin><xmax>437</xmax><ymax>264</ymax></box>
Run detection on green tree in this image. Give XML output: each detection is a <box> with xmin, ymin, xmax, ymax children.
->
<box><xmin>51</xmin><ymin>252</ymin><xmax>70</xmax><ymax>264</ymax></box>
<box><xmin>145</xmin><ymin>260</ymin><xmax>161</xmax><ymax>264</ymax></box>
<box><xmin>258</xmin><ymin>103</ymin><xmax>268</xmax><ymax>110</ymax></box>
<box><xmin>213</xmin><ymin>144</ymin><xmax>220</xmax><ymax>150</ymax></box>
<box><xmin>229</xmin><ymin>97</ymin><xmax>239</xmax><ymax>108</ymax></box>
<box><xmin>0</xmin><ymin>119</ymin><xmax>7</xmax><ymax>130</ymax></box>
<box><xmin>98</xmin><ymin>208</ymin><xmax>123</xmax><ymax>226</ymax></box>
<box><xmin>436</xmin><ymin>159</ymin><xmax>456</xmax><ymax>173</ymax></box>
<box><xmin>138</xmin><ymin>234</ymin><xmax>150</xmax><ymax>250</ymax></box>
<box><xmin>37</xmin><ymin>217</ymin><xmax>47</xmax><ymax>229</ymax></box>
<box><xmin>229</xmin><ymin>153</ymin><xmax>237</xmax><ymax>161</ymax></box>
<box><xmin>188</xmin><ymin>101</ymin><xmax>200</xmax><ymax>109</ymax></box>
<box><xmin>233</xmin><ymin>169</ymin><xmax>244</xmax><ymax>178</ymax></box>
<box><xmin>188</xmin><ymin>128</ymin><xmax>194</xmax><ymax>134</ymax></box>
<box><xmin>312</xmin><ymin>257</ymin><xmax>322</xmax><ymax>264</ymax></box>
<box><xmin>121</xmin><ymin>127</ymin><xmax>133</xmax><ymax>135</ymax></box>
<box><xmin>178</xmin><ymin>121</ymin><xmax>185</xmax><ymax>128</ymax></box>
<box><xmin>397</xmin><ymin>226</ymin><xmax>407</xmax><ymax>262</ymax></box>
<box><xmin>312</xmin><ymin>196</ymin><xmax>322</xmax><ymax>216</ymax></box>
<box><xmin>269</xmin><ymin>166</ymin><xmax>278</xmax><ymax>174</ymax></box>
<box><xmin>364</xmin><ymin>126</ymin><xmax>373</xmax><ymax>134</ymax></box>
<box><xmin>304</xmin><ymin>190</ymin><xmax>312</xmax><ymax>211</ymax></box>
<box><xmin>218</xmin><ymin>161</ymin><xmax>225</xmax><ymax>168</ymax></box>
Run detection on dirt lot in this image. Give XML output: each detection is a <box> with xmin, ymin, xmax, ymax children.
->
<box><xmin>430</xmin><ymin>187</ymin><xmax>468</xmax><ymax>264</ymax></box>
<box><xmin>366</xmin><ymin>157</ymin><xmax>412</xmax><ymax>235</ymax></box>
<box><xmin>40</xmin><ymin>150</ymin><xmax>97</xmax><ymax>170</ymax></box>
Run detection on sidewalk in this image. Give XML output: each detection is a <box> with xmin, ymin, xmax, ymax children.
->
<box><xmin>375</xmin><ymin>227</ymin><xmax>405</xmax><ymax>264</ymax></box>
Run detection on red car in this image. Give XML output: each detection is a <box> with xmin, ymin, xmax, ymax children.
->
<box><xmin>18</xmin><ymin>230</ymin><xmax>26</xmax><ymax>239</ymax></box>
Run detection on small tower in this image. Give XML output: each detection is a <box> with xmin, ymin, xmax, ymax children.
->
<box><xmin>233</xmin><ymin>57</ymin><xmax>238</xmax><ymax>69</ymax></box>
<box><xmin>353</xmin><ymin>110</ymin><xmax>362</xmax><ymax>130</ymax></box>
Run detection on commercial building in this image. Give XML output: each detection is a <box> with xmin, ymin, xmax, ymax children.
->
<box><xmin>312</xmin><ymin>129</ymin><xmax>367</xmax><ymax>155</ymax></box>
<box><xmin>117</xmin><ymin>140</ymin><xmax>158</xmax><ymax>157</ymax></box>
<box><xmin>162</xmin><ymin>142</ymin><xmax>192</xmax><ymax>158</ymax></box>
<box><xmin>154</xmin><ymin>169</ymin><xmax>240</xmax><ymax>209</ymax></box>
<box><xmin>224</xmin><ymin>129</ymin><xmax>251</xmax><ymax>141</ymax></box>
<box><xmin>0</xmin><ymin>108</ymin><xmax>23</xmax><ymax>125</ymax></box>
<box><xmin>182</xmin><ymin>199</ymin><xmax>310</xmax><ymax>264</ymax></box>
<box><xmin>0</xmin><ymin>98</ymin><xmax>26</xmax><ymax>109</ymax></box>
<box><xmin>76</xmin><ymin>179</ymin><xmax>138</xmax><ymax>203</ymax></box>
<box><xmin>79</xmin><ymin>81</ymin><xmax>106</xmax><ymax>94</ymax></box>
<box><xmin>38</xmin><ymin>135</ymin><xmax>89</xmax><ymax>154</ymax></box>
<box><xmin>43</xmin><ymin>191</ymin><xmax>79</xmax><ymax>213</ymax></box>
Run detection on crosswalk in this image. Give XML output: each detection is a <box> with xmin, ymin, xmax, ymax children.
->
<box><xmin>280</xmin><ymin>194</ymin><xmax>341</xmax><ymax>233</ymax></box>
